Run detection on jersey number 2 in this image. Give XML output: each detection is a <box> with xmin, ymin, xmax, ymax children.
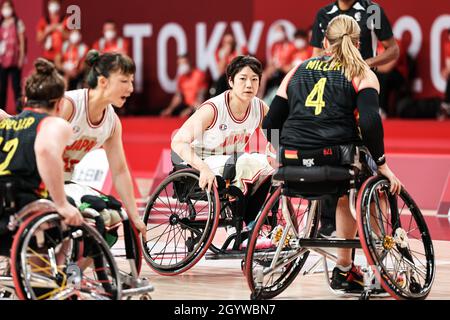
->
<box><xmin>305</xmin><ymin>78</ymin><xmax>327</xmax><ymax>116</ymax></box>
<box><xmin>0</xmin><ymin>137</ymin><xmax>19</xmax><ymax>175</ymax></box>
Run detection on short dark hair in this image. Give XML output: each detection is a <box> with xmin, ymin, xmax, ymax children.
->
<box><xmin>104</xmin><ymin>20</ymin><xmax>117</xmax><ymax>26</ymax></box>
<box><xmin>85</xmin><ymin>50</ymin><xmax>136</xmax><ymax>88</ymax></box>
<box><xmin>226</xmin><ymin>55</ymin><xmax>262</xmax><ymax>83</ymax></box>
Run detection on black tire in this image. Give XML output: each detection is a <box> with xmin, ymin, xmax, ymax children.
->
<box><xmin>142</xmin><ymin>169</ymin><xmax>220</xmax><ymax>275</ymax></box>
<box><xmin>357</xmin><ymin>176</ymin><xmax>435</xmax><ymax>300</ymax></box>
<box><xmin>244</xmin><ymin>186</ymin><xmax>318</xmax><ymax>299</ymax></box>
<box><xmin>11</xmin><ymin>212</ymin><xmax>121</xmax><ymax>300</ymax></box>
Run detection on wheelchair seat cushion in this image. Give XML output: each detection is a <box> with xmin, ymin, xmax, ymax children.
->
<box><xmin>274</xmin><ymin>144</ymin><xmax>358</xmax><ymax>198</ymax></box>
<box><xmin>280</xmin><ymin>144</ymin><xmax>357</xmax><ymax>167</ymax></box>
<box><xmin>273</xmin><ymin>165</ymin><xmax>353</xmax><ymax>183</ymax></box>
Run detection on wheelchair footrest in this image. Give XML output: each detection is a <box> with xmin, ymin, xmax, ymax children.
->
<box><xmin>121</xmin><ymin>278</ymin><xmax>154</xmax><ymax>297</ymax></box>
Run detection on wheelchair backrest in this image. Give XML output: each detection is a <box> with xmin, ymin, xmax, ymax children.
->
<box><xmin>274</xmin><ymin>144</ymin><xmax>360</xmax><ymax>199</ymax></box>
<box><xmin>0</xmin><ymin>179</ymin><xmax>17</xmax><ymax>217</ymax></box>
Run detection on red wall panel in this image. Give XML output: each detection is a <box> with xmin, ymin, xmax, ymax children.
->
<box><xmin>9</xmin><ymin>0</ymin><xmax>450</xmax><ymax>114</ymax></box>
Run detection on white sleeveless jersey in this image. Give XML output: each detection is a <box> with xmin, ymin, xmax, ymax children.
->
<box><xmin>191</xmin><ymin>90</ymin><xmax>265</xmax><ymax>159</ymax></box>
<box><xmin>62</xmin><ymin>89</ymin><xmax>117</xmax><ymax>180</ymax></box>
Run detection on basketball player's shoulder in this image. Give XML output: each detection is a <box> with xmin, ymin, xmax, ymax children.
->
<box><xmin>356</xmin><ymin>67</ymin><xmax>380</xmax><ymax>92</ymax></box>
<box><xmin>201</xmin><ymin>91</ymin><xmax>226</xmax><ymax>110</ymax></box>
<box><xmin>64</xmin><ymin>88</ymin><xmax>85</xmax><ymax>99</ymax></box>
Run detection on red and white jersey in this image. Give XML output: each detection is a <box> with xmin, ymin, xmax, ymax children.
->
<box><xmin>192</xmin><ymin>90</ymin><xmax>265</xmax><ymax>159</ymax></box>
<box><xmin>62</xmin><ymin>89</ymin><xmax>117</xmax><ymax>180</ymax></box>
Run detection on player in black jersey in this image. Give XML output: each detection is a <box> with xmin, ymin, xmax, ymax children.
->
<box><xmin>262</xmin><ymin>15</ymin><xmax>402</xmax><ymax>292</ymax></box>
<box><xmin>0</xmin><ymin>58</ymin><xmax>83</xmax><ymax>254</ymax></box>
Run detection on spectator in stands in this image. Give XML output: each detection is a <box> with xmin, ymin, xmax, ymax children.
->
<box><xmin>376</xmin><ymin>38</ymin><xmax>409</xmax><ymax>118</ymax></box>
<box><xmin>258</xmin><ymin>23</ymin><xmax>295</xmax><ymax>100</ymax></box>
<box><xmin>441</xmin><ymin>28</ymin><xmax>450</xmax><ymax>119</ymax></box>
<box><xmin>93</xmin><ymin>20</ymin><xmax>129</xmax><ymax>56</ymax></box>
<box><xmin>0</xmin><ymin>0</ymin><xmax>25</xmax><ymax>111</ymax></box>
<box><xmin>291</xmin><ymin>29</ymin><xmax>313</xmax><ymax>67</ymax></box>
<box><xmin>36</xmin><ymin>0</ymin><xmax>67</xmax><ymax>63</ymax></box>
<box><xmin>55</xmin><ymin>29</ymin><xmax>89</xmax><ymax>90</ymax></box>
<box><xmin>160</xmin><ymin>54</ymin><xmax>208</xmax><ymax>118</ymax></box>
<box><xmin>211</xmin><ymin>32</ymin><xmax>248</xmax><ymax>96</ymax></box>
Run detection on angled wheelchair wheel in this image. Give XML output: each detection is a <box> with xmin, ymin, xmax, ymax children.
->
<box><xmin>11</xmin><ymin>212</ymin><xmax>121</xmax><ymax>300</ymax></box>
<box><xmin>142</xmin><ymin>169</ymin><xmax>220</xmax><ymax>275</ymax></box>
<box><xmin>244</xmin><ymin>186</ymin><xmax>318</xmax><ymax>300</ymax></box>
<box><xmin>357</xmin><ymin>176</ymin><xmax>435</xmax><ymax>300</ymax></box>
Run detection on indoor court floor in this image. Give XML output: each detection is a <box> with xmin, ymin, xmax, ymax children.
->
<box><xmin>114</xmin><ymin>212</ymin><xmax>450</xmax><ymax>300</ymax></box>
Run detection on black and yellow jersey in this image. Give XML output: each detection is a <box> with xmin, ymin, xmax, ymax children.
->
<box><xmin>0</xmin><ymin>109</ymin><xmax>49</xmax><ymax>196</ymax></box>
<box><xmin>281</xmin><ymin>55</ymin><xmax>361</xmax><ymax>150</ymax></box>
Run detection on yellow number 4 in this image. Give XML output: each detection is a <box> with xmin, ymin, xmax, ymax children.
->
<box><xmin>305</xmin><ymin>78</ymin><xmax>327</xmax><ymax>116</ymax></box>
<box><xmin>0</xmin><ymin>137</ymin><xmax>19</xmax><ymax>175</ymax></box>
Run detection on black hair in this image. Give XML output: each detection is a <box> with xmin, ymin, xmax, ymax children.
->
<box><xmin>25</xmin><ymin>58</ymin><xmax>65</xmax><ymax>109</ymax></box>
<box><xmin>294</xmin><ymin>29</ymin><xmax>308</xmax><ymax>39</ymax></box>
<box><xmin>103</xmin><ymin>20</ymin><xmax>117</xmax><ymax>27</ymax></box>
<box><xmin>85</xmin><ymin>49</ymin><xmax>136</xmax><ymax>88</ymax></box>
<box><xmin>226</xmin><ymin>55</ymin><xmax>263</xmax><ymax>83</ymax></box>
<box><xmin>177</xmin><ymin>53</ymin><xmax>190</xmax><ymax>61</ymax></box>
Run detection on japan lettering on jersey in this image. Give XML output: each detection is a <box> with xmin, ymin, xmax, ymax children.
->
<box><xmin>62</xmin><ymin>89</ymin><xmax>116</xmax><ymax>180</ymax></box>
<box><xmin>191</xmin><ymin>90</ymin><xmax>264</xmax><ymax>159</ymax></box>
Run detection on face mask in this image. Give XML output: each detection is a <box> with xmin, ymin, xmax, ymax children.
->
<box><xmin>1</xmin><ymin>7</ymin><xmax>13</xmax><ymax>18</ymax></box>
<box><xmin>177</xmin><ymin>63</ymin><xmax>190</xmax><ymax>76</ymax></box>
<box><xmin>69</xmin><ymin>32</ymin><xmax>81</xmax><ymax>44</ymax></box>
<box><xmin>48</xmin><ymin>2</ymin><xmax>60</xmax><ymax>14</ymax></box>
<box><xmin>272</xmin><ymin>31</ymin><xmax>285</xmax><ymax>43</ymax></box>
<box><xmin>294</xmin><ymin>39</ymin><xmax>307</xmax><ymax>49</ymax></box>
<box><xmin>104</xmin><ymin>30</ymin><xmax>116</xmax><ymax>41</ymax></box>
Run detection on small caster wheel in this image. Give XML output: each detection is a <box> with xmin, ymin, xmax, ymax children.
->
<box><xmin>140</xmin><ymin>294</ymin><xmax>152</xmax><ymax>300</ymax></box>
<box><xmin>240</xmin><ymin>259</ymin><xmax>245</xmax><ymax>272</ymax></box>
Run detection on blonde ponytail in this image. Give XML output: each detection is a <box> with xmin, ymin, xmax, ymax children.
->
<box><xmin>326</xmin><ymin>15</ymin><xmax>368</xmax><ymax>81</ymax></box>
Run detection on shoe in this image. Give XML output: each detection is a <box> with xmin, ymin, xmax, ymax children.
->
<box><xmin>330</xmin><ymin>264</ymin><xmax>365</xmax><ymax>292</ymax></box>
<box><xmin>318</xmin><ymin>223</ymin><xmax>336</xmax><ymax>238</ymax></box>
<box><xmin>240</xmin><ymin>235</ymin><xmax>273</xmax><ymax>250</ymax></box>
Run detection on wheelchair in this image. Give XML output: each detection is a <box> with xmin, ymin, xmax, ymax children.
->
<box><xmin>63</xmin><ymin>182</ymin><xmax>154</xmax><ymax>300</ymax></box>
<box><xmin>0</xmin><ymin>181</ymin><xmax>153</xmax><ymax>300</ymax></box>
<box><xmin>244</xmin><ymin>145</ymin><xmax>435</xmax><ymax>300</ymax></box>
<box><xmin>142</xmin><ymin>152</ymin><xmax>277</xmax><ymax>275</ymax></box>
<box><xmin>0</xmin><ymin>197</ymin><xmax>121</xmax><ymax>300</ymax></box>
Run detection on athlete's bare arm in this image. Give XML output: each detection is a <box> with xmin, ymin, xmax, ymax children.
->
<box><xmin>35</xmin><ymin>117</ymin><xmax>83</xmax><ymax>226</ymax></box>
<box><xmin>171</xmin><ymin>104</ymin><xmax>216</xmax><ymax>191</ymax></box>
<box><xmin>58</xmin><ymin>97</ymin><xmax>75</xmax><ymax>121</ymax></box>
<box><xmin>102</xmin><ymin>115</ymin><xmax>147</xmax><ymax>237</ymax></box>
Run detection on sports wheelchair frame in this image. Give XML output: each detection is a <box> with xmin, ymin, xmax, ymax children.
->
<box><xmin>142</xmin><ymin>154</ymin><xmax>276</xmax><ymax>275</ymax></box>
<box><xmin>0</xmin><ymin>182</ymin><xmax>153</xmax><ymax>300</ymax></box>
<box><xmin>244</xmin><ymin>145</ymin><xmax>435</xmax><ymax>300</ymax></box>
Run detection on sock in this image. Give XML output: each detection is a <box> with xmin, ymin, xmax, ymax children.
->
<box><xmin>336</xmin><ymin>264</ymin><xmax>352</xmax><ymax>272</ymax></box>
